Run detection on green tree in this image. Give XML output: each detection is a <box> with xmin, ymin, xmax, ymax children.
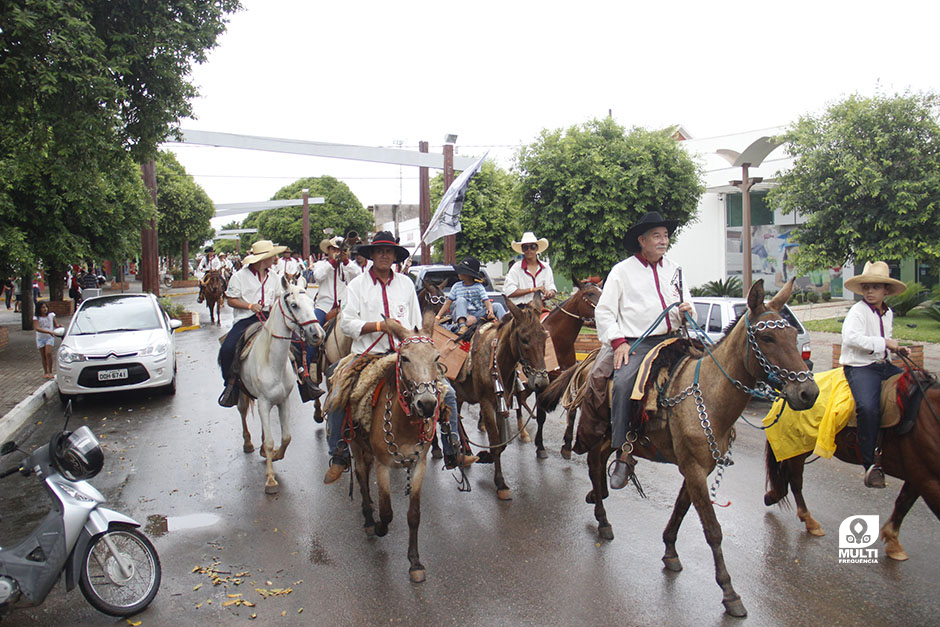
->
<box><xmin>769</xmin><ymin>92</ymin><xmax>940</xmax><ymax>271</ymax></box>
<box><xmin>429</xmin><ymin>160</ymin><xmax>520</xmax><ymax>263</ymax></box>
<box><xmin>156</xmin><ymin>151</ymin><xmax>214</xmax><ymax>267</ymax></box>
<box><xmin>515</xmin><ymin>117</ymin><xmax>703</xmax><ymax>280</ymax></box>
<box><xmin>247</xmin><ymin>176</ymin><xmax>373</xmax><ymax>253</ymax></box>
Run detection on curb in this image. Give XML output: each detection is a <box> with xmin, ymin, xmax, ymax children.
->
<box><xmin>0</xmin><ymin>380</ymin><xmax>57</xmax><ymax>444</ymax></box>
<box><xmin>174</xmin><ymin>324</ymin><xmax>201</xmax><ymax>333</ymax></box>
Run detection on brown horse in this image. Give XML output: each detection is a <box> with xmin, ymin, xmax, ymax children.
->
<box><xmin>764</xmin><ymin>372</ymin><xmax>940</xmax><ymax>561</ymax></box>
<box><xmin>540</xmin><ymin>279</ymin><xmax>818</xmax><ymax>617</ymax></box>
<box><xmin>417</xmin><ymin>280</ymin><xmax>447</xmax><ymax>315</ymax></box>
<box><xmin>347</xmin><ymin>315</ymin><xmax>444</xmax><ymax>583</ymax></box>
<box><xmin>204</xmin><ymin>270</ymin><xmax>225</xmax><ymax>326</ymax></box>
<box><xmin>516</xmin><ymin>279</ymin><xmax>602</xmax><ymax>458</ymax></box>
<box><xmin>451</xmin><ymin>294</ymin><xmax>550</xmax><ymax>500</ymax></box>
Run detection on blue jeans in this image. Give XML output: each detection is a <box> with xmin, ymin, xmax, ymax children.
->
<box><xmin>844</xmin><ymin>361</ymin><xmax>902</xmax><ymax>468</ymax></box>
<box><xmin>314</xmin><ymin>308</ymin><xmax>327</xmax><ymax>326</ymax></box>
<box><xmin>219</xmin><ymin>316</ymin><xmax>261</xmax><ymax>381</ymax></box>
<box><xmin>451</xmin><ymin>296</ymin><xmax>506</xmax><ymax>324</ymax></box>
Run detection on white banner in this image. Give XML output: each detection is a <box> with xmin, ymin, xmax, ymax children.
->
<box><xmin>421</xmin><ymin>151</ymin><xmax>488</xmax><ymax>246</ymax></box>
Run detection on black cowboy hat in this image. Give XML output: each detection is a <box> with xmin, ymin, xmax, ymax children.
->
<box><xmin>624</xmin><ymin>211</ymin><xmax>680</xmax><ymax>254</ymax></box>
<box><xmin>453</xmin><ymin>256</ymin><xmax>483</xmax><ymax>280</ymax></box>
<box><xmin>356</xmin><ymin>231</ymin><xmax>410</xmax><ymax>264</ymax></box>
<box><xmin>204</xmin><ymin>246</ymin><xmax>215</xmax><ymax>253</ymax></box>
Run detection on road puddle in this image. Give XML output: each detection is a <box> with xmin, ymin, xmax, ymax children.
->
<box><xmin>145</xmin><ymin>512</ymin><xmax>221</xmax><ymax>536</ymax></box>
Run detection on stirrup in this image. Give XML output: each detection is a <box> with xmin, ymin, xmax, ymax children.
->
<box><xmin>218</xmin><ymin>379</ymin><xmax>240</xmax><ymax>407</ymax></box>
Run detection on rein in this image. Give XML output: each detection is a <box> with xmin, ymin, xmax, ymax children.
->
<box><xmin>556</xmin><ymin>293</ymin><xmax>597</xmax><ymax>326</ymax></box>
<box><xmin>267</xmin><ymin>291</ymin><xmax>320</xmax><ymax>341</ymax></box>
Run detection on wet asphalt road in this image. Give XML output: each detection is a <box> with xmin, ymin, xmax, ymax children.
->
<box><xmin>1</xmin><ymin>294</ymin><xmax>938</xmax><ymax>626</ymax></box>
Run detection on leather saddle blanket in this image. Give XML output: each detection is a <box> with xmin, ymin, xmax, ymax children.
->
<box><xmin>325</xmin><ymin>352</ymin><xmax>396</xmax><ymax>433</ymax></box>
<box><xmin>455</xmin><ymin>321</ymin><xmax>497</xmax><ymax>383</ymax></box>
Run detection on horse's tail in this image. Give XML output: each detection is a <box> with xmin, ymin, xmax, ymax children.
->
<box><xmin>539</xmin><ymin>363</ymin><xmax>578</xmax><ymax>412</ymax></box>
<box><xmin>764</xmin><ymin>441</ymin><xmax>792</xmax><ymax>509</ymax></box>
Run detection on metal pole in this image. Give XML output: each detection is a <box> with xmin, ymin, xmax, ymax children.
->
<box><xmin>419</xmin><ymin>141</ymin><xmax>430</xmax><ymax>264</ymax></box>
<box><xmin>443</xmin><ymin>144</ymin><xmax>455</xmax><ymax>265</ymax></box>
<box><xmin>740</xmin><ymin>164</ymin><xmax>752</xmax><ymax>294</ymax></box>
<box><xmin>302</xmin><ymin>188</ymin><xmax>310</xmax><ymax>260</ymax></box>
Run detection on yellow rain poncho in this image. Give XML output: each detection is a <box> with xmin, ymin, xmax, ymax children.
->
<box><xmin>763</xmin><ymin>367</ymin><xmax>856</xmax><ymax>462</ymax></box>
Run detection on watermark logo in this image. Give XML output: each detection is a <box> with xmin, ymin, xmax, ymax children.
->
<box><xmin>838</xmin><ymin>515</ymin><xmax>879</xmax><ymax>563</ymax></box>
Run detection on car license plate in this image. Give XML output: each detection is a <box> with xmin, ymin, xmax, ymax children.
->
<box><xmin>98</xmin><ymin>368</ymin><xmax>128</xmax><ymax>382</ymax></box>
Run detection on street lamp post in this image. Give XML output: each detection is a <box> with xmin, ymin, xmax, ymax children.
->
<box><xmin>443</xmin><ymin>134</ymin><xmax>457</xmax><ymax>265</ymax></box>
<box><xmin>302</xmin><ymin>188</ymin><xmax>310</xmax><ymax>260</ymax></box>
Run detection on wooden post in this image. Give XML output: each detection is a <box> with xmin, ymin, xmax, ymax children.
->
<box><xmin>419</xmin><ymin>141</ymin><xmax>430</xmax><ymax>264</ymax></box>
<box><xmin>140</xmin><ymin>160</ymin><xmax>160</xmax><ymax>296</ymax></box>
<box><xmin>443</xmin><ymin>144</ymin><xmax>455</xmax><ymax>265</ymax></box>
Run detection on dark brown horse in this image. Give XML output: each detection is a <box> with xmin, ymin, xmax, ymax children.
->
<box><xmin>540</xmin><ymin>279</ymin><xmax>818</xmax><ymax>616</ymax></box>
<box><xmin>516</xmin><ymin>279</ymin><xmax>602</xmax><ymax>458</ymax></box>
<box><xmin>451</xmin><ymin>295</ymin><xmax>550</xmax><ymax>500</ymax></box>
<box><xmin>416</xmin><ymin>280</ymin><xmax>447</xmax><ymax>316</ymax></box>
<box><xmin>764</xmin><ymin>372</ymin><xmax>940</xmax><ymax>561</ymax></box>
<box><xmin>346</xmin><ymin>315</ymin><xmax>444</xmax><ymax>582</ymax></box>
<box><xmin>204</xmin><ymin>270</ymin><xmax>225</xmax><ymax>326</ymax></box>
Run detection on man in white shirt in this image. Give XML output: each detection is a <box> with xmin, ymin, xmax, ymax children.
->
<box><xmin>503</xmin><ymin>232</ymin><xmax>556</xmax><ymax>306</ymax></box>
<box><xmin>196</xmin><ymin>247</ymin><xmax>223</xmax><ymax>303</ymax></box>
<box><xmin>284</xmin><ymin>251</ymin><xmax>300</xmax><ymax>283</ymax></box>
<box><xmin>313</xmin><ymin>236</ymin><xmax>361</xmax><ymax>325</ymax></box>
<box><xmin>839</xmin><ymin>261</ymin><xmax>909</xmax><ymax>488</ymax></box>
<box><xmin>590</xmin><ymin>212</ymin><xmax>692</xmax><ymax>490</ymax></box>
<box><xmin>217</xmin><ymin>240</ymin><xmax>286</xmax><ymax>406</ymax></box>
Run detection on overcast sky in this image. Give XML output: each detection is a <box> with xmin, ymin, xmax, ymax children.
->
<box><xmin>162</xmin><ymin>0</ymin><xmax>940</xmax><ymax>227</ymax></box>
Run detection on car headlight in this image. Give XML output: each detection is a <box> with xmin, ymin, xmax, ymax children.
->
<box><xmin>58</xmin><ymin>346</ymin><xmax>86</xmax><ymax>364</ymax></box>
<box><xmin>140</xmin><ymin>340</ymin><xmax>169</xmax><ymax>357</ymax></box>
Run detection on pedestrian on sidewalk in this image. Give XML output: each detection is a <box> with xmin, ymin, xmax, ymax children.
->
<box><xmin>2</xmin><ymin>276</ymin><xmax>12</xmax><ymax>309</ymax></box>
<box><xmin>33</xmin><ymin>301</ymin><xmax>58</xmax><ymax>379</ymax></box>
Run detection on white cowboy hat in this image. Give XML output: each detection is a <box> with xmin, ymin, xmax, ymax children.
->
<box><xmin>242</xmin><ymin>240</ymin><xmax>287</xmax><ymax>265</ymax></box>
<box><xmin>319</xmin><ymin>236</ymin><xmax>344</xmax><ymax>255</ymax></box>
<box><xmin>843</xmin><ymin>261</ymin><xmax>907</xmax><ymax>296</ymax></box>
<box><xmin>511</xmin><ymin>231</ymin><xmax>549</xmax><ymax>255</ymax></box>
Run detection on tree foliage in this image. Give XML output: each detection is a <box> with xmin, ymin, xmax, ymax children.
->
<box><xmin>515</xmin><ymin>117</ymin><xmax>703</xmax><ymax>280</ymax></box>
<box><xmin>244</xmin><ymin>176</ymin><xmax>373</xmax><ymax>253</ymax></box>
<box><xmin>156</xmin><ymin>151</ymin><xmax>214</xmax><ymax>258</ymax></box>
<box><xmin>429</xmin><ymin>160</ymin><xmax>520</xmax><ymax>263</ymax></box>
<box><xmin>769</xmin><ymin>92</ymin><xmax>940</xmax><ymax>271</ymax></box>
<box><xmin>213</xmin><ymin>221</ymin><xmax>242</xmax><ymax>255</ymax></box>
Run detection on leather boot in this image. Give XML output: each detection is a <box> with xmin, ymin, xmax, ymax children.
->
<box><xmin>609</xmin><ymin>452</ymin><xmax>637</xmax><ymax>490</ymax></box>
<box><xmin>218</xmin><ymin>378</ymin><xmax>240</xmax><ymax>407</ymax></box>
<box><xmin>323</xmin><ymin>458</ymin><xmax>348</xmax><ymax>484</ymax></box>
<box><xmin>197</xmin><ymin>285</ymin><xmax>204</xmax><ymax>303</ymax></box>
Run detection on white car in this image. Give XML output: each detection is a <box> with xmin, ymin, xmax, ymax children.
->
<box><xmin>55</xmin><ymin>293</ymin><xmax>182</xmax><ymax>403</ymax></box>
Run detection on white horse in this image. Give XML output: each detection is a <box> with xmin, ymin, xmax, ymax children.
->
<box><xmin>237</xmin><ymin>275</ymin><xmax>325</xmax><ymax>493</ymax></box>
<box><xmin>311</xmin><ymin>310</ymin><xmax>353</xmax><ymax>422</ymax></box>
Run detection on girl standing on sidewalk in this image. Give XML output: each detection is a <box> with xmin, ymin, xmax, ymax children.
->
<box><xmin>33</xmin><ymin>301</ymin><xmax>57</xmax><ymax>379</ymax></box>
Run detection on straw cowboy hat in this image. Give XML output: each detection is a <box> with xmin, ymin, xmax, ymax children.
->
<box><xmin>242</xmin><ymin>240</ymin><xmax>287</xmax><ymax>265</ymax></box>
<box><xmin>453</xmin><ymin>256</ymin><xmax>483</xmax><ymax>280</ymax></box>
<box><xmin>511</xmin><ymin>232</ymin><xmax>549</xmax><ymax>255</ymax></box>
<box><xmin>356</xmin><ymin>231</ymin><xmax>410</xmax><ymax>264</ymax></box>
<box><xmin>844</xmin><ymin>261</ymin><xmax>907</xmax><ymax>296</ymax></box>
<box><xmin>625</xmin><ymin>211</ymin><xmax>679</xmax><ymax>254</ymax></box>
<box><xmin>319</xmin><ymin>236</ymin><xmax>344</xmax><ymax>255</ymax></box>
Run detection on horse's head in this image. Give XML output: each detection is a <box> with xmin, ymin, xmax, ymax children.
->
<box><xmin>571</xmin><ymin>278</ymin><xmax>602</xmax><ymax>326</ymax></box>
<box><xmin>277</xmin><ymin>274</ymin><xmax>325</xmax><ymax>347</ymax></box>
<box><xmin>386</xmin><ymin>315</ymin><xmax>443</xmax><ymax>419</ymax></box>
<box><xmin>417</xmin><ymin>281</ymin><xmax>447</xmax><ymax>315</ymax></box>
<box><xmin>506</xmin><ymin>295</ymin><xmax>550</xmax><ymax>391</ymax></box>
<box><xmin>742</xmin><ymin>278</ymin><xmax>819</xmax><ymax>410</ymax></box>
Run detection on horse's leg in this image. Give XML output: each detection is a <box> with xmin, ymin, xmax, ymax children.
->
<box><xmin>374</xmin><ymin>463</ymin><xmax>393</xmax><ymax>537</ymax></box>
<box><xmin>662</xmin><ymin>480</ymin><xmax>692</xmax><ymax>571</ymax></box>
<box><xmin>273</xmin><ymin>399</ymin><xmax>291</xmax><ymax>461</ymax></box>
<box><xmin>238</xmin><ymin>395</ymin><xmax>253</xmax><ymax>453</ymax></box>
<box><xmin>561</xmin><ymin>408</ymin><xmax>576</xmax><ymax>460</ymax></box>
<box><xmin>257</xmin><ymin>399</ymin><xmax>279</xmax><ymax>494</ymax></box>
<box><xmin>407</xmin><ymin>458</ymin><xmax>429</xmax><ymax>583</ymax></box>
<box><xmin>216</xmin><ymin>299</ymin><xmax>222</xmax><ymax>326</ymax></box>
<box><xmin>354</xmin><ymin>445</ymin><xmax>377</xmax><ymax>535</ymax></box>
<box><xmin>880</xmin><ymin>481</ymin><xmax>920</xmax><ymax>561</ymax></box>
<box><xmin>586</xmin><ymin>441</ymin><xmax>615</xmax><ymax>540</ymax></box>
<box><xmin>533</xmin><ymin>398</ymin><xmax>548</xmax><ymax>459</ymax></box>
<box><xmin>484</xmin><ymin>402</ymin><xmax>511</xmax><ymax>500</ymax></box>
<box><xmin>516</xmin><ymin>389</ymin><xmax>531</xmax><ymax>444</ymax></box>
<box><xmin>684</xmin><ymin>467</ymin><xmax>747</xmax><ymax>617</ymax></box>
<box><xmin>789</xmin><ymin>457</ymin><xmax>824</xmax><ymax>537</ymax></box>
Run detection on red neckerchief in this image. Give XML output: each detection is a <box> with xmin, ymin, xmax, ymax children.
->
<box><xmin>635</xmin><ymin>253</ymin><xmax>671</xmax><ymax>332</ymax></box>
<box><xmin>866</xmin><ymin>301</ymin><xmax>888</xmax><ymax>338</ymax></box>
<box><xmin>521</xmin><ymin>257</ymin><xmax>544</xmax><ymax>287</ymax></box>
<box><xmin>369</xmin><ymin>268</ymin><xmax>396</xmax><ymax>349</ymax></box>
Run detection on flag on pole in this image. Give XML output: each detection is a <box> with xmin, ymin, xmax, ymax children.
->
<box><xmin>421</xmin><ymin>151</ymin><xmax>488</xmax><ymax>245</ymax></box>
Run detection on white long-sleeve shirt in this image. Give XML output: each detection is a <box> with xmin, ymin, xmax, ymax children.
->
<box><xmin>313</xmin><ymin>258</ymin><xmax>362</xmax><ymax>311</ymax></box>
<box><xmin>225</xmin><ymin>266</ymin><xmax>279</xmax><ymax>323</ymax></box>
<box><xmin>341</xmin><ymin>270</ymin><xmax>421</xmax><ymax>355</ymax></box>
<box><xmin>503</xmin><ymin>258</ymin><xmax>556</xmax><ymax>305</ymax></box>
<box><xmin>595</xmin><ymin>254</ymin><xmax>691</xmax><ymax>347</ymax></box>
<box><xmin>839</xmin><ymin>300</ymin><xmax>893</xmax><ymax>366</ymax></box>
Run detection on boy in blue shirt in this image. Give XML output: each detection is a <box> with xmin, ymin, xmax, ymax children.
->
<box><xmin>435</xmin><ymin>257</ymin><xmax>507</xmax><ymax>332</ymax></box>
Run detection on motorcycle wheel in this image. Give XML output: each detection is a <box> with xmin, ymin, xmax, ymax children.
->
<box><xmin>78</xmin><ymin>524</ymin><xmax>161</xmax><ymax>617</ymax></box>
<box><xmin>162</xmin><ymin>276</ymin><xmax>173</xmax><ymax>288</ymax></box>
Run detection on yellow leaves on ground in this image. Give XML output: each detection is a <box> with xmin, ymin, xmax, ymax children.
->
<box><xmin>255</xmin><ymin>586</ymin><xmax>293</xmax><ymax>599</ymax></box>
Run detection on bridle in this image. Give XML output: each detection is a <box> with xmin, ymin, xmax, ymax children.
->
<box><xmin>745</xmin><ymin>312</ymin><xmax>814</xmax><ymax>389</ymax></box>
<box><xmin>267</xmin><ymin>289</ymin><xmax>321</xmax><ymax>341</ymax></box>
<box><xmin>421</xmin><ymin>291</ymin><xmax>447</xmax><ymax>307</ymax></box>
<box><xmin>556</xmin><ymin>289</ymin><xmax>598</xmax><ymax>326</ymax></box>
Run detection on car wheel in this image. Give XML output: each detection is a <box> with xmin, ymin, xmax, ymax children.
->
<box><xmin>165</xmin><ymin>366</ymin><xmax>177</xmax><ymax>396</ymax></box>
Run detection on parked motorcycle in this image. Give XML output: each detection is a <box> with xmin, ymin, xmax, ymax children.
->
<box><xmin>0</xmin><ymin>403</ymin><xmax>161</xmax><ymax>618</ymax></box>
<box><xmin>161</xmin><ymin>272</ymin><xmax>173</xmax><ymax>289</ymax></box>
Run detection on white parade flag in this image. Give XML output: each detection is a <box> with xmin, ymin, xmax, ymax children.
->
<box><xmin>420</xmin><ymin>151</ymin><xmax>488</xmax><ymax>246</ymax></box>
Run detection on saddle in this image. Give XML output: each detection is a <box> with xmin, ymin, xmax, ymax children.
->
<box><xmin>324</xmin><ymin>352</ymin><xmax>395</xmax><ymax>433</ymax></box>
<box><xmin>847</xmin><ymin>369</ymin><xmax>934</xmax><ymax>432</ymax></box>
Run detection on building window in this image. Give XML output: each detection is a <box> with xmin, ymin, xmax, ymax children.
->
<box><xmin>726</xmin><ymin>191</ymin><xmax>774</xmax><ymax>227</ymax></box>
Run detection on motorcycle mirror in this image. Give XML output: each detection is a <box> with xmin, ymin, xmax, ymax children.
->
<box><xmin>1</xmin><ymin>441</ymin><xmax>15</xmax><ymax>455</ymax></box>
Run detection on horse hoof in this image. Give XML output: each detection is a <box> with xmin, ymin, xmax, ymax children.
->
<box><xmin>560</xmin><ymin>446</ymin><xmax>572</xmax><ymax>460</ymax></box>
<box><xmin>723</xmin><ymin>598</ymin><xmax>747</xmax><ymax>618</ymax></box>
<box><xmin>807</xmin><ymin>526</ymin><xmax>826</xmax><ymax>537</ymax></box>
<box><xmin>264</xmin><ymin>482</ymin><xmax>279</xmax><ymax>494</ymax></box>
<box><xmin>313</xmin><ymin>413</ymin><xmax>324</xmax><ymax>424</ymax></box>
<box><xmin>536</xmin><ymin>449</ymin><xmax>548</xmax><ymax>460</ymax></box>
<box><xmin>409</xmin><ymin>568</ymin><xmax>426</xmax><ymax>583</ymax></box>
<box><xmin>886</xmin><ymin>548</ymin><xmax>909</xmax><ymax>561</ymax></box>
<box><xmin>585</xmin><ymin>490</ymin><xmax>596</xmax><ymax>504</ymax></box>
<box><xmin>497</xmin><ymin>489</ymin><xmax>512</xmax><ymax>501</ymax></box>
<box><xmin>375</xmin><ymin>524</ymin><xmax>388</xmax><ymax>538</ymax></box>
<box><xmin>520</xmin><ymin>433</ymin><xmax>531</xmax><ymax>443</ymax></box>
<box><xmin>764</xmin><ymin>491</ymin><xmax>781</xmax><ymax>506</ymax></box>
<box><xmin>598</xmin><ymin>525</ymin><xmax>614</xmax><ymax>541</ymax></box>
<box><xmin>243</xmin><ymin>444</ymin><xmax>254</xmax><ymax>453</ymax></box>
<box><xmin>662</xmin><ymin>556</ymin><xmax>683</xmax><ymax>572</ymax></box>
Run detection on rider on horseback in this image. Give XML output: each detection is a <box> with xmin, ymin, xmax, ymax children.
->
<box><xmin>434</xmin><ymin>256</ymin><xmax>506</xmax><ymax>333</ymax></box>
<box><xmin>217</xmin><ymin>240</ymin><xmax>286</xmax><ymax>407</ymax></box>
<box><xmin>323</xmin><ymin>232</ymin><xmax>475</xmax><ymax>484</ymax></box>
<box><xmin>840</xmin><ymin>261</ymin><xmax>910</xmax><ymax>488</ymax></box>
<box><xmin>503</xmin><ymin>232</ymin><xmax>556</xmax><ymax>308</ymax></box>
<box><xmin>197</xmin><ymin>246</ymin><xmax>222</xmax><ymax>304</ymax></box>
<box><xmin>589</xmin><ymin>211</ymin><xmax>693</xmax><ymax>490</ymax></box>
<box><xmin>313</xmin><ymin>235</ymin><xmax>361</xmax><ymax>326</ymax></box>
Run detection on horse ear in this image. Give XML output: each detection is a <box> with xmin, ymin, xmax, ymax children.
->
<box><xmin>746</xmin><ymin>278</ymin><xmax>766</xmax><ymax>313</ymax></box>
<box><xmin>420</xmin><ymin>310</ymin><xmax>436</xmax><ymax>335</ymax></box>
<box><xmin>506</xmin><ymin>298</ymin><xmax>523</xmax><ymax>319</ymax></box>
<box><xmin>280</xmin><ymin>273</ymin><xmax>289</xmax><ymax>292</ymax></box>
<box><xmin>768</xmin><ymin>278</ymin><xmax>794</xmax><ymax>311</ymax></box>
<box><xmin>531</xmin><ymin>292</ymin><xmax>544</xmax><ymax>311</ymax></box>
<box><xmin>573</xmin><ymin>277</ymin><xmax>583</xmax><ymax>290</ymax></box>
<box><xmin>384</xmin><ymin>317</ymin><xmax>409</xmax><ymax>341</ymax></box>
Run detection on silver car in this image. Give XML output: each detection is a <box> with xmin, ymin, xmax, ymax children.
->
<box><xmin>55</xmin><ymin>293</ymin><xmax>182</xmax><ymax>403</ymax></box>
<box><xmin>690</xmin><ymin>297</ymin><xmax>812</xmax><ymax>367</ymax></box>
